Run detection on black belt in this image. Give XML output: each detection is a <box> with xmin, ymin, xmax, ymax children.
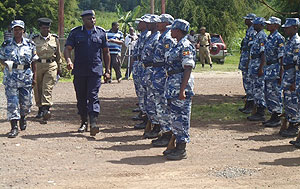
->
<box><xmin>251</xmin><ymin>54</ymin><xmax>260</xmax><ymax>59</ymax></box>
<box><xmin>143</xmin><ymin>62</ymin><xmax>153</xmax><ymax>67</ymax></box>
<box><xmin>283</xmin><ymin>64</ymin><xmax>295</xmax><ymax>70</ymax></box>
<box><xmin>12</xmin><ymin>63</ymin><xmax>30</xmax><ymax>70</ymax></box>
<box><xmin>37</xmin><ymin>58</ymin><xmax>54</xmax><ymax>63</ymax></box>
<box><xmin>266</xmin><ymin>61</ymin><xmax>278</xmax><ymax>66</ymax></box>
<box><xmin>200</xmin><ymin>44</ymin><xmax>209</xmax><ymax>47</ymax></box>
<box><xmin>152</xmin><ymin>62</ymin><xmax>165</xmax><ymax>67</ymax></box>
<box><xmin>166</xmin><ymin>69</ymin><xmax>184</xmax><ymax>77</ymax></box>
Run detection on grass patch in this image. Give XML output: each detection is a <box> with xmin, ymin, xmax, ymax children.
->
<box><xmin>194</xmin><ymin>52</ymin><xmax>240</xmax><ymax>73</ymax></box>
<box><xmin>192</xmin><ymin>101</ymin><xmax>247</xmax><ymax>122</ymax></box>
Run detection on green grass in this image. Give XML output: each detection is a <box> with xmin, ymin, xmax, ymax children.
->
<box><xmin>194</xmin><ymin>52</ymin><xmax>240</xmax><ymax>73</ymax></box>
<box><xmin>192</xmin><ymin>101</ymin><xmax>247</xmax><ymax>122</ymax></box>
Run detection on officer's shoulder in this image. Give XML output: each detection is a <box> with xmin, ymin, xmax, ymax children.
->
<box><xmin>51</xmin><ymin>33</ymin><xmax>59</xmax><ymax>38</ymax></box>
<box><xmin>70</xmin><ymin>26</ymin><xmax>81</xmax><ymax>33</ymax></box>
<box><xmin>95</xmin><ymin>26</ymin><xmax>106</xmax><ymax>33</ymax></box>
<box><xmin>32</xmin><ymin>34</ymin><xmax>40</xmax><ymax>40</ymax></box>
<box><xmin>1</xmin><ymin>39</ymin><xmax>12</xmax><ymax>47</ymax></box>
<box><xmin>182</xmin><ymin>38</ymin><xmax>192</xmax><ymax>47</ymax></box>
<box><xmin>24</xmin><ymin>38</ymin><xmax>36</xmax><ymax>46</ymax></box>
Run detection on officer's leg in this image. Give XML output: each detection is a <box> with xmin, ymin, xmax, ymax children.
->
<box><xmin>5</xmin><ymin>86</ymin><xmax>20</xmax><ymax>138</ymax></box>
<box><xmin>166</xmin><ymin>98</ymin><xmax>192</xmax><ymax>160</ymax></box>
<box><xmin>115</xmin><ymin>54</ymin><xmax>122</xmax><ymax>81</ymax></box>
<box><xmin>205</xmin><ymin>47</ymin><xmax>212</xmax><ymax>68</ymax></box>
<box><xmin>239</xmin><ymin>71</ymin><xmax>254</xmax><ymax>113</ymax></box>
<box><xmin>33</xmin><ymin>63</ymin><xmax>44</xmax><ymax>118</ymax></box>
<box><xmin>199</xmin><ymin>48</ymin><xmax>205</xmax><ymax>67</ymax></box>
<box><xmin>73</xmin><ymin>75</ymin><xmax>88</xmax><ymax>131</ymax></box>
<box><xmin>19</xmin><ymin>86</ymin><xmax>33</xmax><ymax>130</ymax></box>
<box><xmin>86</xmin><ymin>76</ymin><xmax>101</xmax><ymax>136</ymax></box>
<box><xmin>41</xmin><ymin>62</ymin><xmax>57</xmax><ymax>122</ymax></box>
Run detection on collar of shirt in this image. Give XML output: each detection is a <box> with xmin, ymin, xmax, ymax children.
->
<box><xmin>81</xmin><ymin>25</ymin><xmax>97</xmax><ymax>34</ymax></box>
<box><xmin>12</xmin><ymin>37</ymin><xmax>28</xmax><ymax>46</ymax></box>
<box><xmin>39</xmin><ymin>33</ymin><xmax>51</xmax><ymax>40</ymax></box>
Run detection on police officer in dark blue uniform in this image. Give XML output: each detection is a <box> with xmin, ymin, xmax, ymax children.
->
<box><xmin>64</xmin><ymin>10</ymin><xmax>111</xmax><ymax>136</ymax></box>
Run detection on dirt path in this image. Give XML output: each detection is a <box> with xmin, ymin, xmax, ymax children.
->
<box><xmin>0</xmin><ymin>71</ymin><xmax>300</xmax><ymax>189</ymax></box>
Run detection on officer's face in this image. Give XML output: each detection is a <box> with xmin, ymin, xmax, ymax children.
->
<box><xmin>284</xmin><ymin>26</ymin><xmax>298</xmax><ymax>37</ymax></box>
<box><xmin>82</xmin><ymin>15</ymin><xmax>96</xmax><ymax>28</ymax></box>
<box><xmin>245</xmin><ymin>19</ymin><xmax>252</xmax><ymax>26</ymax></box>
<box><xmin>147</xmin><ymin>23</ymin><xmax>156</xmax><ymax>31</ymax></box>
<box><xmin>200</xmin><ymin>29</ymin><xmax>205</xmax><ymax>35</ymax></box>
<box><xmin>13</xmin><ymin>26</ymin><xmax>24</xmax><ymax>39</ymax></box>
<box><xmin>40</xmin><ymin>25</ymin><xmax>50</xmax><ymax>37</ymax></box>
<box><xmin>253</xmin><ymin>24</ymin><xmax>264</xmax><ymax>31</ymax></box>
<box><xmin>157</xmin><ymin>22</ymin><xmax>167</xmax><ymax>32</ymax></box>
<box><xmin>137</xmin><ymin>21</ymin><xmax>146</xmax><ymax>31</ymax></box>
<box><xmin>266</xmin><ymin>24</ymin><xmax>276</xmax><ymax>32</ymax></box>
<box><xmin>171</xmin><ymin>29</ymin><xmax>179</xmax><ymax>38</ymax></box>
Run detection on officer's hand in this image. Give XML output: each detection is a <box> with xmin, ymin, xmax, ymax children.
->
<box><xmin>67</xmin><ymin>62</ymin><xmax>73</xmax><ymax>70</ymax></box>
<box><xmin>258</xmin><ymin>68</ymin><xmax>264</xmax><ymax>77</ymax></box>
<box><xmin>290</xmin><ymin>83</ymin><xmax>296</xmax><ymax>92</ymax></box>
<box><xmin>179</xmin><ymin>90</ymin><xmax>186</xmax><ymax>100</ymax></box>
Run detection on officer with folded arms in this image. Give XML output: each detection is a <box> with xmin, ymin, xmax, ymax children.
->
<box><xmin>0</xmin><ymin>20</ymin><xmax>38</xmax><ymax>138</ymax></box>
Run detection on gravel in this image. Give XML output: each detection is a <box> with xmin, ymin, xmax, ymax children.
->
<box><xmin>212</xmin><ymin>166</ymin><xmax>257</xmax><ymax>179</ymax></box>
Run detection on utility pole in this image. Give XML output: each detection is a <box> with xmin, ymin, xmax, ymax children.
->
<box><xmin>151</xmin><ymin>0</ymin><xmax>154</xmax><ymax>14</ymax></box>
<box><xmin>58</xmin><ymin>0</ymin><xmax>64</xmax><ymax>38</ymax></box>
<box><xmin>161</xmin><ymin>0</ymin><xmax>165</xmax><ymax>14</ymax></box>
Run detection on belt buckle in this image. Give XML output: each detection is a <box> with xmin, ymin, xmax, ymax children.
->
<box><xmin>41</xmin><ymin>59</ymin><xmax>47</xmax><ymax>63</ymax></box>
<box><xmin>17</xmin><ymin>65</ymin><xmax>24</xmax><ymax>70</ymax></box>
<box><xmin>296</xmin><ymin>66</ymin><xmax>299</xmax><ymax>71</ymax></box>
<box><xmin>165</xmin><ymin>72</ymin><xmax>169</xmax><ymax>78</ymax></box>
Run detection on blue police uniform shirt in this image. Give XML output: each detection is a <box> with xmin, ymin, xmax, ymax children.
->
<box><xmin>249</xmin><ymin>29</ymin><xmax>267</xmax><ymax>75</ymax></box>
<box><xmin>133</xmin><ymin>30</ymin><xmax>150</xmax><ymax>59</ymax></box>
<box><xmin>65</xmin><ymin>26</ymin><xmax>108</xmax><ymax>76</ymax></box>
<box><xmin>153</xmin><ymin>29</ymin><xmax>175</xmax><ymax>65</ymax></box>
<box><xmin>242</xmin><ymin>25</ymin><xmax>257</xmax><ymax>52</ymax></box>
<box><xmin>0</xmin><ymin>37</ymin><xmax>38</xmax><ymax>87</ymax></box>
<box><xmin>283</xmin><ymin>33</ymin><xmax>300</xmax><ymax>66</ymax></box>
<box><xmin>141</xmin><ymin>31</ymin><xmax>160</xmax><ymax>64</ymax></box>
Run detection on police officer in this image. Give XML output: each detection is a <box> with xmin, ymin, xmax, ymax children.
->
<box><xmin>32</xmin><ymin>18</ymin><xmax>62</xmax><ymax>123</ymax></box>
<box><xmin>64</xmin><ymin>10</ymin><xmax>111</xmax><ymax>136</ymax></box>
<box><xmin>132</xmin><ymin>14</ymin><xmax>151</xmax><ymax>129</ymax></box>
<box><xmin>0</xmin><ymin>20</ymin><xmax>38</xmax><ymax>138</ymax></box>
<box><xmin>164</xmin><ymin>19</ymin><xmax>195</xmax><ymax>160</ymax></box>
<box><xmin>150</xmin><ymin>14</ymin><xmax>176</xmax><ymax>146</ymax></box>
<box><xmin>263</xmin><ymin>17</ymin><xmax>284</xmax><ymax>127</ymax></box>
<box><xmin>247</xmin><ymin>17</ymin><xmax>267</xmax><ymax>122</ymax></box>
<box><xmin>279</xmin><ymin>18</ymin><xmax>300</xmax><ymax>137</ymax></box>
<box><xmin>238</xmin><ymin>13</ymin><xmax>257</xmax><ymax>114</ymax></box>
<box><xmin>140</xmin><ymin>15</ymin><xmax>161</xmax><ymax>138</ymax></box>
<box><xmin>198</xmin><ymin>26</ymin><xmax>212</xmax><ymax>68</ymax></box>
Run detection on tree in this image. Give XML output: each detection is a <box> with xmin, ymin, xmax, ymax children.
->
<box><xmin>116</xmin><ymin>4</ymin><xmax>141</xmax><ymax>34</ymax></box>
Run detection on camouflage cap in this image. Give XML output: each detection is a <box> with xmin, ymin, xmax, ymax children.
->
<box><xmin>11</xmin><ymin>20</ymin><xmax>25</xmax><ymax>29</ymax></box>
<box><xmin>265</xmin><ymin>16</ymin><xmax>281</xmax><ymax>25</ymax></box>
<box><xmin>136</xmin><ymin>14</ymin><xmax>151</xmax><ymax>22</ymax></box>
<box><xmin>143</xmin><ymin>14</ymin><xmax>160</xmax><ymax>23</ymax></box>
<box><xmin>81</xmin><ymin>10</ymin><xmax>95</xmax><ymax>17</ymax></box>
<box><xmin>159</xmin><ymin>14</ymin><xmax>174</xmax><ymax>24</ymax></box>
<box><xmin>167</xmin><ymin>19</ymin><xmax>190</xmax><ymax>32</ymax></box>
<box><xmin>243</xmin><ymin>13</ymin><xmax>256</xmax><ymax>20</ymax></box>
<box><xmin>282</xmin><ymin>18</ymin><xmax>300</xmax><ymax>28</ymax></box>
<box><xmin>252</xmin><ymin>17</ymin><xmax>266</xmax><ymax>25</ymax></box>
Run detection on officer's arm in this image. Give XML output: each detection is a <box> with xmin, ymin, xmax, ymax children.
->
<box><xmin>55</xmin><ymin>38</ymin><xmax>62</xmax><ymax>74</ymax></box>
<box><xmin>31</xmin><ymin>61</ymin><xmax>37</xmax><ymax>86</ymax></box>
<box><xmin>64</xmin><ymin>45</ymin><xmax>73</xmax><ymax>70</ymax></box>
<box><xmin>103</xmin><ymin>47</ymin><xmax>111</xmax><ymax>75</ymax></box>
<box><xmin>179</xmin><ymin>65</ymin><xmax>192</xmax><ymax>100</ymax></box>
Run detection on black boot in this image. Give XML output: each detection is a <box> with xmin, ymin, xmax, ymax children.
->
<box><xmin>152</xmin><ymin>132</ymin><xmax>172</xmax><ymax>147</ymax></box>
<box><xmin>144</xmin><ymin>124</ymin><xmax>161</xmax><ymax>139</ymax></box>
<box><xmin>134</xmin><ymin>115</ymin><xmax>148</xmax><ymax>130</ymax></box>
<box><xmin>42</xmin><ymin>105</ymin><xmax>51</xmax><ymax>120</ymax></box>
<box><xmin>264</xmin><ymin>113</ymin><xmax>281</xmax><ymax>127</ymax></box>
<box><xmin>8</xmin><ymin>120</ymin><xmax>19</xmax><ymax>138</ymax></box>
<box><xmin>19</xmin><ymin>116</ymin><xmax>27</xmax><ymax>131</ymax></box>
<box><xmin>247</xmin><ymin>106</ymin><xmax>265</xmax><ymax>121</ymax></box>
<box><xmin>35</xmin><ymin>107</ymin><xmax>43</xmax><ymax>119</ymax></box>
<box><xmin>132</xmin><ymin>107</ymin><xmax>140</xmax><ymax>112</ymax></box>
<box><xmin>89</xmin><ymin>114</ymin><xmax>100</xmax><ymax>136</ymax></box>
<box><xmin>132</xmin><ymin>111</ymin><xmax>144</xmax><ymax>121</ymax></box>
<box><xmin>241</xmin><ymin>100</ymin><xmax>254</xmax><ymax>114</ymax></box>
<box><xmin>280</xmin><ymin>122</ymin><xmax>299</xmax><ymax>137</ymax></box>
<box><xmin>238</xmin><ymin>100</ymin><xmax>249</xmax><ymax>113</ymax></box>
<box><xmin>78</xmin><ymin>114</ymin><xmax>88</xmax><ymax>133</ymax></box>
<box><xmin>166</xmin><ymin>143</ymin><xmax>187</xmax><ymax>160</ymax></box>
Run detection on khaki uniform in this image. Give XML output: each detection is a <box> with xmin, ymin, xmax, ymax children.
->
<box><xmin>198</xmin><ymin>32</ymin><xmax>212</xmax><ymax>65</ymax></box>
<box><xmin>33</xmin><ymin>33</ymin><xmax>61</xmax><ymax>108</ymax></box>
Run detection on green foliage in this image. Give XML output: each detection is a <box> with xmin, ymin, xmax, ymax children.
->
<box><xmin>78</xmin><ymin>0</ymin><xmax>141</xmax><ymax>12</ymax></box>
<box><xmin>116</xmin><ymin>4</ymin><xmax>141</xmax><ymax>34</ymax></box>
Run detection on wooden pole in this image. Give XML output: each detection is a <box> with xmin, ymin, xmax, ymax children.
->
<box><xmin>161</xmin><ymin>0</ymin><xmax>165</xmax><ymax>14</ymax></box>
<box><xmin>58</xmin><ymin>0</ymin><xmax>64</xmax><ymax>38</ymax></box>
<box><xmin>151</xmin><ymin>0</ymin><xmax>155</xmax><ymax>14</ymax></box>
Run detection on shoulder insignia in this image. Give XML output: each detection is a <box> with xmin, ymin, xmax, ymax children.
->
<box><xmin>70</xmin><ymin>26</ymin><xmax>81</xmax><ymax>32</ymax></box>
<box><xmin>279</xmin><ymin>43</ymin><xmax>284</xmax><ymax>47</ymax></box>
<box><xmin>51</xmin><ymin>33</ymin><xmax>59</xmax><ymax>38</ymax></box>
<box><xmin>183</xmin><ymin>51</ymin><xmax>190</xmax><ymax>56</ymax></box>
<box><xmin>249</xmin><ymin>37</ymin><xmax>252</xmax><ymax>41</ymax></box>
<box><xmin>294</xmin><ymin>49</ymin><xmax>299</xmax><ymax>53</ymax></box>
<box><xmin>261</xmin><ymin>43</ymin><xmax>264</xmax><ymax>46</ymax></box>
<box><xmin>96</xmin><ymin>26</ymin><xmax>106</xmax><ymax>32</ymax></box>
<box><xmin>32</xmin><ymin>34</ymin><xmax>40</xmax><ymax>39</ymax></box>
<box><xmin>165</xmin><ymin>44</ymin><xmax>169</xmax><ymax>49</ymax></box>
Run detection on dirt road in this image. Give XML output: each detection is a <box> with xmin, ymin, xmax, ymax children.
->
<box><xmin>0</xmin><ymin>71</ymin><xmax>299</xmax><ymax>188</ymax></box>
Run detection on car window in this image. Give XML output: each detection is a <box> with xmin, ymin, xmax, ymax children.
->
<box><xmin>211</xmin><ymin>36</ymin><xmax>222</xmax><ymax>43</ymax></box>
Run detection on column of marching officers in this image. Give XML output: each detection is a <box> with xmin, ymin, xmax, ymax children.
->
<box><xmin>238</xmin><ymin>14</ymin><xmax>300</xmax><ymax>148</ymax></box>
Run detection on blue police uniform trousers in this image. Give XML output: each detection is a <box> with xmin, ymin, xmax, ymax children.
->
<box><xmin>5</xmin><ymin>86</ymin><xmax>32</xmax><ymax>120</ymax></box>
<box><xmin>282</xmin><ymin>69</ymin><xmax>300</xmax><ymax>122</ymax></box>
<box><xmin>73</xmin><ymin>75</ymin><xmax>101</xmax><ymax>117</ymax></box>
<box><xmin>152</xmin><ymin>67</ymin><xmax>171</xmax><ymax>132</ymax></box>
<box><xmin>239</xmin><ymin>51</ymin><xmax>253</xmax><ymax>101</ymax></box>
<box><xmin>264</xmin><ymin>79</ymin><xmax>282</xmax><ymax>113</ymax></box>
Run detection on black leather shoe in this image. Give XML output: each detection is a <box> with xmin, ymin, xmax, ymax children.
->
<box><xmin>152</xmin><ymin>133</ymin><xmax>172</xmax><ymax>147</ymax></box>
<box><xmin>78</xmin><ymin>121</ymin><xmax>88</xmax><ymax>133</ymax></box>
<box><xmin>163</xmin><ymin>148</ymin><xmax>175</xmax><ymax>156</ymax></box>
<box><xmin>8</xmin><ymin>120</ymin><xmax>19</xmax><ymax>138</ymax></box>
<box><xmin>280</xmin><ymin>122</ymin><xmax>299</xmax><ymax>138</ymax></box>
<box><xmin>247</xmin><ymin>106</ymin><xmax>265</xmax><ymax>121</ymax></box>
<box><xmin>143</xmin><ymin>124</ymin><xmax>160</xmax><ymax>139</ymax></box>
<box><xmin>20</xmin><ymin>116</ymin><xmax>27</xmax><ymax>131</ymax></box>
<box><xmin>134</xmin><ymin>121</ymin><xmax>147</xmax><ymax>130</ymax></box>
<box><xmin>42</xmin><ymin>106</ymin><xmax>51</xmax><ymax>121</ymax></box>
<box><xmin>35</xmin><ymin>107</ymin><xmax>43</xmax><ymax>119</ymax></box>
<box><xmin>132</xmin><ymin>108</ymin><xmax>140</xmax><ymax>112</ymax></box>
<box><xmin>166</xmin><ymin>143</ymin><xmax>187</xmax><ymax>160</ymax></box>
<box><xmin>132</xmin><ymin>113</ymin><xmax>144</xmax><ymax>121</ymax></box>
<box><xmin>89</xmin><ymin>114</ymin><xmax>100</xmax><ymax>136</ymax></box>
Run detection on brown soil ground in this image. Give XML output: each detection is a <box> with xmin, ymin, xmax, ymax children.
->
<box><xmin>0</xmin><ymin>71</ymin><xmax>300</xmax><ymax>189</ymax></box>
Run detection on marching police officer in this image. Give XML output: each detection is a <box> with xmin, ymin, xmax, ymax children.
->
<box><xmin>64</xmin><ymin>10</ymin><xmax>111</xmax><ymax>136</ymax></box>
<box><xmin>279</xmin><ymin>18</ymin><xmax>300</xmax><ymax>137</ymax></box>
<box><xmin>0</xmin><ymin>20</ymin><xmax>38</xmax><ymax>138</ymax></box>
<box><xmin>32</xmin><ymin>18</ymin><xmax>62</xmax><ymax>123</ymax></box>
<box><xmin>263</xmin><ymin>17</ymin><xmax>284</xmax><ymax>127</ymax></box>
<box><xmin>164</xmin><ymin>19</ymin><xmax>195</xmax><ymax>160</ymax></box>
<box><xmin>198</xmin><ymin>26</ymin><xmax>212</xmax><ymax>68</ymax></box>
<box><xmin>247</xmin><ymin>17</ymin><xmax>268</xmax><ymax>121</ymax></box>
<box><xmin>238</xmin><ymin>13</ymin><xmax>257</xmax><ymax>114</ymax></box>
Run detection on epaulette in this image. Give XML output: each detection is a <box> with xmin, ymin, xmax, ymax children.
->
<box><xmin>51</xmin><ymin>33</ymin><xmax>59</xmax><ymax>38</ymax></box>
<box><xmin>32</xmin><ymin>34</ymin><xmax>40</xmax><ymax>39</ymax></box>
<box><xmin>70</xmin><ymin>26</ymin><xmax>81</xmax><ymax>32</ymax></box>
<box><xmin>96</xmin><ymin>26</ymin><xmax>106</xmax><ymax>32</ymax></box>
<box><xmin>1</xmin><ymin>39</ymin><xmax>11</xmax><ymax>47</ymax></box>
<box><xmin>25</xmin><ymin>38</ymin><xmax>36</xmax><ymax>45</ymax></box>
